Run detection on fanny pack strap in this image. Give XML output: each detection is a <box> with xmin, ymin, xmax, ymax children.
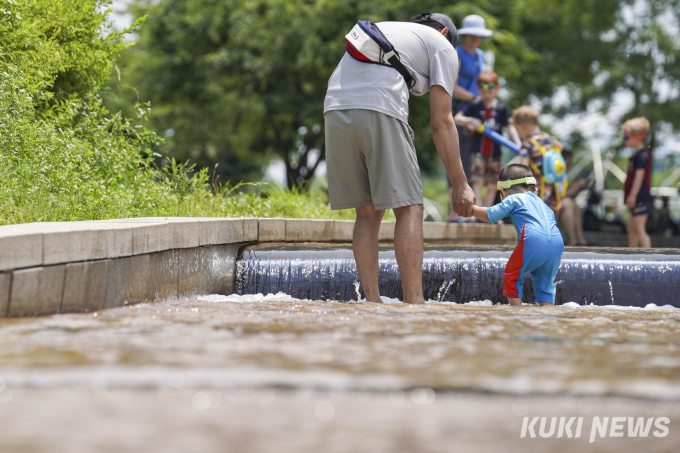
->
<box><xmin>385</xmin><ymin>54</ymin><xmax>415</xmax><ymax>88</ymax></box>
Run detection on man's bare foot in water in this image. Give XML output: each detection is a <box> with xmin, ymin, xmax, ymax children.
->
<box><xmin>404</xmin><ymin>297</ymin><xmax>426</xmax><ymax>305</ymax></box>
<box><xmin>363</xmin><ymin>289</ymin><xmax>383</xmax><ymax>304</ymax></box>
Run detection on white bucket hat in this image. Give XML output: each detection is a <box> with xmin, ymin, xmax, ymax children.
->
<box><xmin>458</xmin><ymin>14</ymin><xmax>493</xmax><ymax>37</ymax></box>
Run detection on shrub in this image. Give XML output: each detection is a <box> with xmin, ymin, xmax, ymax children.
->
<box><xmin>0</xmin><ymin>0</ymin><xmax>353</xmax><ymax>224</ymax></box>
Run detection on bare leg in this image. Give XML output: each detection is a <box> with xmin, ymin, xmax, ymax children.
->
<box><xmin>483</xmin><ymin>183</ymin><xmax>496</xmax><ymax>207</ymax></box>
<box><xmin>508</xmin><ymin>297</ymin><xmax>522</xmax><ymax>306</ymax></box>
<box><xmin>558</xmin><ymin>198</ymin><xmax>578</xmax><ymax>246</ymax></box>
<box><xmin>627</xmin><ymin>215</ymin><xmax>638</xmax><ymax>248</ymax></box>
<box><xmin>574</xmin><ymin>202</ymin><xmax>587</xmax><ymax>244</ymax></box>
<box><xmin>353</xmin><ymin>205</ymin><xmax>385</xmax><ymax>303</ymax></box>
<box><xmin>633</xmin><ymin>214</ymin><xmax>651</xmax><ymax>249</ymax></box>
<box><xmin>393</xmin><ymin>204</ymin><xmax>425</xmax><ymax>304</ymax></box>
<box><xmin>538</xmin><ymin>302</ymin><xmax>553</xmax><ymax>306</ymax></box>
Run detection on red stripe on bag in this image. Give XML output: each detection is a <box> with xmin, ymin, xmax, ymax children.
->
<box><xmin>503</xmin><ymin>224</ymin><xmax>526</xmax><ymax>298</ymax></box>
<box><xmin>345</xmin><ymin>39</ymin><xmax>371</xmax><ymax>61</ymax></box>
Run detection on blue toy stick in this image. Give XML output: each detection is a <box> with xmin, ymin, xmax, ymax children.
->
<box><xmin>476</xmin><ymin>125</ymin><xmax>521</xmax><ymax>154</ymax></box>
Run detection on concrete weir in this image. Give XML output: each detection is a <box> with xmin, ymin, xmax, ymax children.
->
<box><xmin>3</xmin><ymin>216</ymin><xmax>678</xmax><ymax>314</ymax></box>
<box><xmin>237</xmin><ymin>244</ymin><xmax>680</xmax><ymax>307</ymax></box>
<box><xmin>0</xmin><ymin>218</ymin><xmax>516</xmax><ymax>317</ymax></box>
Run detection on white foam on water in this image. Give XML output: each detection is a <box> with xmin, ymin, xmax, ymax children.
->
<box><xmin>373</xmin><ymin>298</ymin><xmax>496</xmax><ymax>306</ymax></box>
<box><xmin>380</xmin><ymin>297</ymin><xmax>402</xmax><ymax>304</ymax></box>
<box><xmin>608</xmin><ymin>303</ymin><xmax>679</xmax><ymax>311</ymax></box>
<box><xmin>197</xmin><ymin>294</ymin><xmax>495</xmax><ymax>306</ymax></box>
<box><xmin>197</xmin><ymin>293</ymin><xmax>678</xmax><ymax>310</ymax></box>
<box><xmin>199</xmin><ymin>292</ymin><xmax>376</xmax><ymax>305</ymax></box>
<box><xmin>557</xmin><ymin>301</ymin><xmax>679</xmax><ymax>310</ymax></box>
<box><xmin>198</xmin><ymin>293</ymin><xmax>310</xmax><ymax>304</ymax></box>
<box><xmin>462</xmin><ymin>300</ymin><xmax>495</xmax><ymax>307</ymax></box>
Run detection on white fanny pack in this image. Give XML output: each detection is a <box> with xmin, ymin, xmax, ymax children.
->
<box><xmin>344</xmin><ymin>20</ymin><xmax>415</xmax><ymax>88</ymax></box>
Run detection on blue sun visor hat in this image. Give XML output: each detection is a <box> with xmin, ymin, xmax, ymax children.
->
<box><xmin>412</xmin><ymin>13</ymin><xmax>458</xmax><ymax>48</ymax></box>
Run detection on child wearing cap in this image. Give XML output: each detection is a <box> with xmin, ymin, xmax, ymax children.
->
<box><xmin>454</xmin><ymin>71</ymin><xmax>521</xmax><ymax>208</ymax></box>
<box><xmin>622</xmin><ymin>117</ymin><xmax>652</xmax><ymax>248</ymax></box>
<box><xmin>472</xmin><ymin>164</ymin><xmax>565</xmax><ymax>306</ymax></box>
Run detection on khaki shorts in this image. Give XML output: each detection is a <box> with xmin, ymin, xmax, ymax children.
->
<box><xmin>324</xmin><ymin>109</ymin><xmax>423</xmax><ymax>210</ymax></box>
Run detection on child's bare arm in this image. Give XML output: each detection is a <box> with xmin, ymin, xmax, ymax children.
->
<box><xmin>626</xmin><ymin>169</ymin><xmax>646</xmax><ymax>207</ymax></box>
<box><xmin>454</xmin><ymin>111</ymin><xmax>477</xmax><ymax>128</ymax></box>
<box><xmin>472</xmin><ymin>205</ymin><xmax>491</xmax><ymax>223</ymax></box>
<box><xmin>508</xmin><ymin>124</ymin><xmax>522</xmax><ymax>146</ymax></box>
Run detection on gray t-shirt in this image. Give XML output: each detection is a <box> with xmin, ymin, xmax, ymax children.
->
<box><xmin>324</xmin><ymin>21</ymin><xmax>459</xmax><ymax>123</ymax></box>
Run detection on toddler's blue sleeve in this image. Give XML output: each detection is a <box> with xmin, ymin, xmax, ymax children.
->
<box><xmin>486</xmin><ymin>196</ymin><xmax>520</xmax><ymax>224</ymax></box>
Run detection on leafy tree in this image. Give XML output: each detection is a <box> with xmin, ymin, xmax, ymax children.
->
<box><xmin>0</xmin><ymin>0</ymin><xmax>136</xmax><ymax>109</ymax></box>
<box><xmin>113</xmin><ymin>0</ymin><xmax>680</xmax><ymax>188</ymax></box>
<box><xmin>0</xmin><ymin>0</ymin><xmax>162</xmax><ymax>223</ymax></box>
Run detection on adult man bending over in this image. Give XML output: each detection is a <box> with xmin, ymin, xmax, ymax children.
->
<box><xmin>324</xmin><ymin>13</ymin><xmax>475</xmax><ymax>304</ymax></box>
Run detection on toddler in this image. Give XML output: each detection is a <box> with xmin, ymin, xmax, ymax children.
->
<box><xmin>473</xmin><ymin>164</ymin><xmax>564</xmax><ymax>306</ymax></box>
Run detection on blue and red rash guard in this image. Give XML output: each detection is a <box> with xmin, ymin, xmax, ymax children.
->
<box><xmin>486</xmin><ymin>192</ymin><xmax>565</xmax><ymax>303</ymax></box>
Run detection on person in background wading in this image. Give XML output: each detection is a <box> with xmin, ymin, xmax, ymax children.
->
<box><xmin>448</xmin><ymin>14</ymin><xmax>493</xmax><ymax>222</ymax></box>
<box><xmin>622</xmin><ymin>117</ymin><xmax>653</xmax><ymax>249</ymax></box>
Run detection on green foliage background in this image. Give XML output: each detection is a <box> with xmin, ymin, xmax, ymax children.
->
<box><xmin>2</xmin><ymin>0</ymin><xmax>680</xmax><ymax>225</ymax></box>
<box><xmin>0</xmin><ymin>0</ymin><xmax>352</xmax><ymax>225</ymax></box>
<box><xmin>110</xmin><ymin>0</ymin><xmax>680</xmax><ymax>188</ymax></box>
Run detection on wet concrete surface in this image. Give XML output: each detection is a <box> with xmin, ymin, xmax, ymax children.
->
<box><xmin>0</xmin><ymin>389</ymin><xmax>678</xmax><ymax>453</ymax></box>
<box><xmin>0</xmin><ymin>296</ymin><xmax>678</xmax><ymax>452</ymax></box>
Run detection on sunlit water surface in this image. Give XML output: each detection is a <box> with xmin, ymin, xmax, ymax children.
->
<box><xmin>0</xmin><ymin>295</ymin><xmax>678</xmax><ymax>452</ymax></box>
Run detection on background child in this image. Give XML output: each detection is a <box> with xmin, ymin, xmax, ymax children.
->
<box><xmin>622</xmin><ymin>117</ymin><xmax>652</xmax><ymax>248</ymax></box>
<box><xmin>454</xmin><ymin>71</ymin><xmax>521</xmax><ymax>208</ymax></box>
<box><xmin>513</xmin><ymin>106</ymin><xmax>565</xmax><ymax>210</ymax></box>
<box><xmin>473</xmin><ymin>164</ymin><xmax>564</xmax><ymax>306</ymax></box>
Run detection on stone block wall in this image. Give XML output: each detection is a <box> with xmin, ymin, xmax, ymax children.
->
<box><xmin>0</xmin><ymin>218</ymin><xmax>516</xmax><ymax>317</ymax></box>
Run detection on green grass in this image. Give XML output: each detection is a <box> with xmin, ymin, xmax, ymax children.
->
<box><xmin>146</xmin><ymin>184</ymin><xmax>358</xmax><ymax>221</ymax></box>
<box><xmin>0</xmin><ymin>1</ymin><xmax>360</xmax><ymax>226</ymax></box>
<box><xmin>0</xmin><ymin>65</ymin><xmax>356</xmax><ymax>225</ymax></box>
<box><xmin>422</xmin><ymin>175</ymin><xmax>450</xmax><ymax>215</ymax></box>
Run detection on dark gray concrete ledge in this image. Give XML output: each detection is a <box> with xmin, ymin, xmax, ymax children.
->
<box><xmin>0</xmin><ymin>218</ymin><xmax>517</xmax><ymax>317</ymax></box>
<box><xmin>1</xmin><ymin>244</ymin><xmax>243</xmax><ymax>317</ymax></box>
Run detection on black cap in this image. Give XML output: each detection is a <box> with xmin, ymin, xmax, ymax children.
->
<box><xmin>412</xmin><ymin>13</ymin><xmax>458</xmax><ymax>48</ymax></box>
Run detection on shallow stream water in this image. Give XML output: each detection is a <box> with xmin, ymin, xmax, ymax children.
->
<box><xmin>0</xmin><ymin>295</ymin><xmax>678</xmax><ymax>452</ymax></box>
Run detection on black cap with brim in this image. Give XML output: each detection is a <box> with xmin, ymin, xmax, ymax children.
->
<box><xmin>412</xmin><ymin>12</ymin><xmax>458</xmax><ymax>48</ymax></box>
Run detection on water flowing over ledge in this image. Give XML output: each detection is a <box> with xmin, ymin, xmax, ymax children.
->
<box><xmin>236</xmin><ymin>244</ymin><xmax>680</xmax><ymax>307</ymax></box>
